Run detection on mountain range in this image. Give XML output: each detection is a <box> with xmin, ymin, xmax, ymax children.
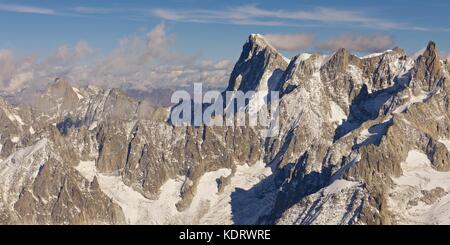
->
<box><xmin>1</xmin><ymin>34</ymin><xmax>449</xmax><ymax>224</ymax></box>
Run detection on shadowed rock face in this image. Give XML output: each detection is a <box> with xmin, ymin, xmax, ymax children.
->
<box><xmin>227</xmin><ymin>34</ymin><xmax>289</xmax><ymax>93</ymax></box>
<box><xmin>1</xmin><ymin>35</ymin><xmax>449</xmax><ymax>224</ymax></box>
<box><xmin>412</xmin><ymin>41</ymin><xmax>444</xmax><ymax>92</ymax></box>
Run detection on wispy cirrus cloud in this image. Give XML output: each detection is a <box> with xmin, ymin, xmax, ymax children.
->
<box><xmin>0</xmin><ymin>3</ymin><xmax>55</xmax><ymax>15</ymax></box>
<box><xmin>73</xmin><ymin>6</ymin><xmax>119</xmax><ymax>14</ymax></box>
<box><xmin>151</xmin><ymin>4</ymin><xmax>449</xmax><ymax>32</ymax></box>
<box><xmin>1</xmin><ymin>3</ymin><xmax>447</xmax><ymax>32</ymax></box>
<box><xmin>234</xmin><ymin>5</ymin><xmax>377</xmax><ymax>24</ymax></box>
<box><xmin>72</xmin><ymin>6</ymin><xmax>142</xmax><ymax>15</ymax></box>
<box><xmin>151</xmin><ymin>5</ymin><xmax>399</xmax><ymax>29</ymax></box>
<box><xmin>0</xmin><ymin>3</ymin><xmax>131</xmax><ymax>17</ymax></box>
<box><xmin>151</xmin><ymin>7</ymin><xmax>295</xmax><ymax>27</ymax></box>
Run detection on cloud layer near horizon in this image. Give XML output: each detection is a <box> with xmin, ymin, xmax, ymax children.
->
<box><xmin>318</xmin><ymin>34</ymin><xmax>394</xmax><ymax>52</ymax></box>
<box><xmin>0</xmin><ymin>22</ymin><xmax>447</xmax><ymax>99</ymax></box>
<box><xmin>0</xmin><ymin>28</ymin><xmax>399</xmax><ymax>96</ymax></box>
<box><xmin>264</xmin><ymin>33</ymin><xmax>315</xmax><ymax>51</ymax></box>
<box><xmin>0</xmin><ymin>23</ymin><xmax>232</xmax><ymax>94</ymax></box>
<box><xmin>262</xmin><ymin>32</ymin><xmax>394</xmax><ymax>53</ymax></box>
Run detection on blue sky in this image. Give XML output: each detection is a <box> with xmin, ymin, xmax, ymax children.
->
<box><xmin>1</xmin><ymin>0</ymin><xmax>450</xmax><ymax>60</ymax></box>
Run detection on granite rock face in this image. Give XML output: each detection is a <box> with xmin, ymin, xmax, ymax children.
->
<box><xmin>1</xmin><ymin>35</ymin><xmax>449</xmax><ymax>224</ymax></box>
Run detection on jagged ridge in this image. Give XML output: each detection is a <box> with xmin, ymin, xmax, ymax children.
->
<box><xmin>0</xmin><ymin>35</ymin><xmax>449</xmax><ymax>224</ymax></box>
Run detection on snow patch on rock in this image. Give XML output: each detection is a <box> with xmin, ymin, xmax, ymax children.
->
<box><xmin>438</xmin><ymin>139</ymin><xmax>450</xmax><ymax>152</ymax></box>
<box><xmin>0</xmin><ymin>139</ymin><xmax>48</xmax><ymax>210</ymax></box>
<box><xmin>329</xmin><ymin>101</ymin><xmax>347</xmax><ymax>123</ymax></box>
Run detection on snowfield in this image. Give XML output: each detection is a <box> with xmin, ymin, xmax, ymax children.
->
<box><xmin>277</xmin><ymin>179</ymin><xmax>367</xmax><ymax>225</ymax></box>
<box><xmin>388</xmin><ymin>150</ymin><xmax>450</xmax><ymax>224</ymax></box>
<box><xmin>75</xmin><ymin>160</ymin><xmax>273</xmax><ymax>224</ymax></box>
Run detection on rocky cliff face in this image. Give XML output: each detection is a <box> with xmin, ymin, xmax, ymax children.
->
<box><xmin>0</xmin><ymin>35</ymin><xmax>449</xmax><ymax>224</ymax></box>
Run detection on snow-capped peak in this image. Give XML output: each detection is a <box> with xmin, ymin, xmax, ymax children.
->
<box><xmin>360</xmin><ymin>49</ymin><xmax>393</xmax><ymax>59</ymax></box>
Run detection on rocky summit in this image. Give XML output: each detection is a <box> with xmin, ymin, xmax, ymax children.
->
<box><xmin>1</xmin><ymin>34</ymin><xmax>450</xmax><ymax>224</ymax></box>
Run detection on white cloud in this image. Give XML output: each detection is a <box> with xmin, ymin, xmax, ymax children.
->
<box><xmin>0</xmin><ymin>23</ymin><xmax>232</xmax><ymax>95</ymax></box>
<box><xmin>9</xmin><ymin>71</ymin><xmax>34</xmax><ymax>91</ymax></box>
<box><xmin>0</xmin><ymin>49</ymin><xmax>37</xmax><ymax>91</ymax></box>
<box><xmin>318</xmin><ymin>34</ymin><xmax>394</xmax><ymax>52</ymax></box>
<box><xmin>0</xmin><ymin>3</ymin><xmax>55</xmax><ymax>15</ymax></box>
<box><xmin>81</xmin><ymin>23</ymin><xmax>230</xmax><ymax>91</ymax></box>
<box><xmin>0</xmin><ymin>29</ymin><xmax>399</xmax><ymax>96</ymax></box>
<box><xmin>147</xmin><ymin>23</ymin><xmax>167</xmax><ymax>48</ymax></box>
<box><xmin>0</xmin><ymin>49</ymin><xmax>16</xmax><ymax>87</ymax></box>
<box><xmin>74</xmin><ymin>41</ymin><xmax>94</xmax><ymax>58</ymax></box>
<box><xmin>145</xmin><ymin>23</ymin><xmax>172</xmax><ymax>57</ymax></box>
<box><xmin>49</xmin><ymin>41</ymin><xmax>94</xmax><ymax>63</ymax></box>
<box><xmin>0</xmin><ymin>41</ymin><xmax>95</xmax><ymax>92</ymax></box>
<box><xmin>263</xmin><ymin>33</ymin><xmax>315</xmax><ymax>51</ymax></box>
